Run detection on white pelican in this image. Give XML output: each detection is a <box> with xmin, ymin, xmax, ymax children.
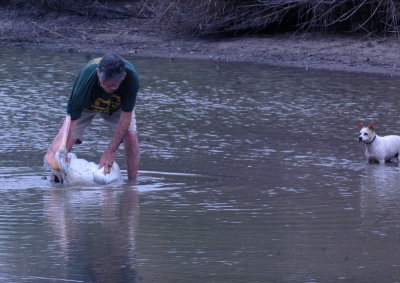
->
<box><xmin>45</xmin><ymin>115</ymin><xmax>122</xmax><ymax>185</ymax></box>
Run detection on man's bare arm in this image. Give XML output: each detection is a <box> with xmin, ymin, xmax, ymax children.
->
<box><xmin>100</xmin><ymin>111</ymin><xmax>132</xmax><ymax>174</ymax></box>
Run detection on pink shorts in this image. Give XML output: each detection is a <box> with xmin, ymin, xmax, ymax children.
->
<box><xmin>71</xmin><ymin>109</ymin><xmax>137</xmax><ymax>140</ymax></box>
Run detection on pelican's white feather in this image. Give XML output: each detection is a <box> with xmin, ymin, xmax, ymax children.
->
<box><xmin>52</xmin><ymin>146</ymin><xmax>122</xmax><ymax>185</ymax></box>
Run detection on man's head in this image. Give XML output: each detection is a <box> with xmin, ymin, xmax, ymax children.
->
<box><xmin>97</xmin><ymin>53</ymin><xmax>127</xmax><ymax>93</ymax></box>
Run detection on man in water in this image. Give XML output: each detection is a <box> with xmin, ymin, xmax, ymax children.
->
<box><xmin>63</xmin><ymin>53</ymin><xmax>140</xmax><ymax>180</ymax></box>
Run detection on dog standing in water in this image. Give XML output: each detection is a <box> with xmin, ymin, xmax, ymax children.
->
<box><xmin>358</xmin><ymin>122</ymin><xmax>400</xmax><ymax>164</ymax></box>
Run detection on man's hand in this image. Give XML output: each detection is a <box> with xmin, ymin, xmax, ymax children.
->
<box><xmin>99</xmin><ymin>148</ymin><xmax>116</xmax><ymax>175</ymax></box>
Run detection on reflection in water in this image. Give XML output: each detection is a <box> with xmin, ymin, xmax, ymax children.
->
<box><xmin>358</xmin><ymin>165</ymin><xmax>400</xmax><ymax>281</ymax></box>
<box><xmin>360</xmin><ymin>165</ymin><xmax>400</xmax><ymax>229</ymax></box>
<box><xmin>1</xmin><ymin>47</ymin><xmax>400</xmax><ymax>281</ymax></box>
<box><xmin>44</xmin><ymin>187</ymin><xmax>138</xmax><ymax>282</ymax></box>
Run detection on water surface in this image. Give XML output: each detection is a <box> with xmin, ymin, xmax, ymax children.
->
<box><xmin>0</xmin><ymin>48</ymin><xmax>400</xmax><ymax>282</ymax></box>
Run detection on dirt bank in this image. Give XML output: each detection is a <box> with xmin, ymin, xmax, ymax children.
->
<box><xmin>1</xmin><ymin>12</ymin><xmax>400</xmax><ymax>76</ymax></box>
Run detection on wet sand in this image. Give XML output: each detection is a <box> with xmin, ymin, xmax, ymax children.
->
<box><xmin>1</xmin><ymin>14</ymin><xmax>400</xmax><ymax>76</ymax></box>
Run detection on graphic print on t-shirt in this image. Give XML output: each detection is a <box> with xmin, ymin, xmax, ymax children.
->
<box><xmin>91</xmin><ymin>93</ymin><xmax>121</xmax><ymax>114</ymax></box>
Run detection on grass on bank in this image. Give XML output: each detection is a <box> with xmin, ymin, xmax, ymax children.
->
<box><xmin>2</xmin><ymin>0</ymin><xmax>400</xmax><ymax>37</ymax></box>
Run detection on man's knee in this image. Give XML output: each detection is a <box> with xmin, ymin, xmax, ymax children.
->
<box><xmin>124</xmin><ymin>131</ymin><xmax>138</xmax><ymax>143</ymax></box>
<box><xmin>123</xmin><ymin>131</ymin><xmax>139</xmax><ymax>154</ymax></box>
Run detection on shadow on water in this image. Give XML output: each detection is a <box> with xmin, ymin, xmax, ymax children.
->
<box><xmin>1</xmin><ymin>47</ymin><xmax>400</xmax><ymax>281</ymax></box>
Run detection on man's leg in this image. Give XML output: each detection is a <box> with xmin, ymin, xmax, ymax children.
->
<box><xmin>103</xmin><ymin>109</ymin><xmax>140</xmax><ymax>180</ymax></box>
<box><xmin>123</xmin><ymin>130</ymin><xmax>140</xmax><ymax>180</ymax></box>
<box><xmin>68</xmin><ymin>110</ymin><xmax>97</xmax><ymax>151</ymax></box>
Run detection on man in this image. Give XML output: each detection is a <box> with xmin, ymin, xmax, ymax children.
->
<box><xmin>65</xmin><ymin>53</ymin><xmax>140</xmax><ymax>180</ymax></box>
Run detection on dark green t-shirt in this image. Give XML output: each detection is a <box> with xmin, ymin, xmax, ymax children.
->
<box><xmin>67</xmin><ymin>57</ymin><xmax>139</xmax><ymax>120</ymax></box>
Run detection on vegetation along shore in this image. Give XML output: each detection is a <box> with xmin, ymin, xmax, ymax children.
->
<box><xmin>1</xmin><ymin>0</ymin><xmax>400</xmax><ymax>76</ymax></box>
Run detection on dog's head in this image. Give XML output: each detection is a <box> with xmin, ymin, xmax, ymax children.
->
<box><xmin>358</xmin><ymin>122</ymin><xmax>375</xmax><ymax>143</ymax></box>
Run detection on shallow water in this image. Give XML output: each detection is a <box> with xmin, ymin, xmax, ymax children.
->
<box><xmin>1</xmin><ymin>47</ymin><xmax>400</xmax><ymax>282</ymax></box>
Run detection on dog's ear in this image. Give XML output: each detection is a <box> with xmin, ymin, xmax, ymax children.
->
<box><xmin>358</xmin><ymin>122</ymin><xmax>363</xmax><ymax>130</ymax></box>
<box><xmin>368</xmin><ymin>122</ymin><xmax>374</xmax><ymax>130</ymax></box>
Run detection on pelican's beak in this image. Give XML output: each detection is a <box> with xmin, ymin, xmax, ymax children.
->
<box><xmin>45</xmin><ymin>115</ymin><xmax>71</xmax><ymax>171</ymax></box>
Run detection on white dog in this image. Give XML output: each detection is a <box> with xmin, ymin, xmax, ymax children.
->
<box><xmin>358</xmin><ymin>122</ymin><xmax>400</xmax><ymax>164</ymax></box>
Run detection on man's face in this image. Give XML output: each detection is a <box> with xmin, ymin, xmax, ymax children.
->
<box><xmin>97</xmin><ymin>69</ymin><xmax>126</xmax><ymax>93</ymax></box>
<box><xmin>98</xmin><ymin>79</ymin><xmax>123</xmax><ymax>93</ymax></box>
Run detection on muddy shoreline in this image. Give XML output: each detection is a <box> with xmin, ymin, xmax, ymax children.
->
<box><xmin>1</xmin><ymin>14</ymin><xmax>400</xmax><ymax>77</ymax></box>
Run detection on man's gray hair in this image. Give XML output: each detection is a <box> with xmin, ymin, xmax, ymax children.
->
<box><xmin>98</xmin><ymin>53</ymin><xmax>126</xmax><ymax>81</ymax></box>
